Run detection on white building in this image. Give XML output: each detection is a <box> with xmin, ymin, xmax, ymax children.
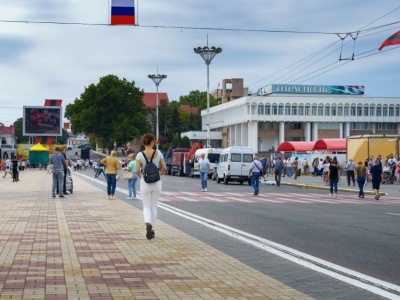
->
<box><xmin>204</xmin><ymin>84</ymin><xmax>400</xmax><ymax>152</ymax></box>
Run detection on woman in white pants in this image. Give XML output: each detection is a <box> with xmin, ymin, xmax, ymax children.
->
<box><xmin>136</xmin><ymin>133</ymin><xmax>167</xmax><ymax>240</ymax></box>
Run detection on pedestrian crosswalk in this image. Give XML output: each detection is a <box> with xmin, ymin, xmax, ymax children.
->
<box><xmin>159</xmin><ymin>191</ymin><xmax>400</xmax><ymax>205</ymax></box>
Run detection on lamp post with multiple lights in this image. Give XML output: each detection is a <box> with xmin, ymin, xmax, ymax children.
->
<box><xmin>148</xmin><ymin>73</ymin><xmax>167</xmax><ymax>150</ymax></box>
<box><xmin>194</xmin><ymin>46</ymin><xmax>222</xmax><ymax>147</ymax></box>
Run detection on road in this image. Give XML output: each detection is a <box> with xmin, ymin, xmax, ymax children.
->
<box><xmin>68</xmin><ymin>148</ymin><xmax>400</xmax><ymax>289</ymax></box>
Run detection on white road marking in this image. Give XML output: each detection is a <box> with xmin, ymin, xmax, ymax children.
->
<box><xmin>175</xmin><ymin>196</ymin><xmax>198</xmax><ymax>202</ymax></box>
<box><xmin>225</xmin><ymin>197</ymin><xmax>252</xmax><ymax>203</ymax></box>
<box><xmin>76</xmin><ymin>172</ymin><xmax>400</xmax><ymax>299</ymax></box>
<box><xmin>386</xmin><ymin>213</ymin><xmax>400</xmax><ymax>216</ymax></box>
<box><xmin>202</xmin><ymin>197</ymin><xmax>226</xmax><ymax>203</ymax></box>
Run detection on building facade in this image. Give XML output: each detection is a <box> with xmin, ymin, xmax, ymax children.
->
<box><xmin>204</xmin><ymin>84</ymin><xmax>400</xmax><ymax>152</ymax></box>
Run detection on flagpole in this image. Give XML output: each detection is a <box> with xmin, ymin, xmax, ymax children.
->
<box><xmin>108</xmin><ymin>0</ymin><xmax>110</xmax><ymax>24</ymax></box>
<box><xmin>136</xmin><ymin>0</ymin><xmax>139</xmax><ymax>25</ymax></box>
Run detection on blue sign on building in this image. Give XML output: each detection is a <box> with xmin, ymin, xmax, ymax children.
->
<box><xmin>258</xmin><ymin>84</ymin><xmax>364</xmax><ymax>96</ymax></box>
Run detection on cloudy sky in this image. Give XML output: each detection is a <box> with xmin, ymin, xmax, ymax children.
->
<box><xmin>1</xmin><ymin>0</ymin><xmax>400</xmax><ymax>126</ymax></box>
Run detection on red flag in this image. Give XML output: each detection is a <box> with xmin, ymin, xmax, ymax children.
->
<box><xmin>378</xmin><ymin>30</ymin><xmax>400</xmax><ymax>51</ymax></box>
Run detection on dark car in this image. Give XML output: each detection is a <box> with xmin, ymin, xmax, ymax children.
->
<box><xmin>78</xmin><ymin>144</ymin><xmax>90</xmax><ymax>149</ymax></box>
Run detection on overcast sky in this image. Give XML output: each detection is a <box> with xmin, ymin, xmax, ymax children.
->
<box><xmin>1</xmin><ymin>0</ymin><xmax>400</xmax><ymax>126</ymax></box>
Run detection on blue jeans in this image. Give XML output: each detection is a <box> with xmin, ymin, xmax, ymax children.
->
<box><xmin>251</xmin><ymin>172</ymin><xmax>260</xmax><ymax>192</ymax></box>
<box><xmin>200</xmin><ymin>171</ymin><xmax>208</xmax><ymax>189</ymax></box>
<box><xmin>128</xmin><ymin>173</ymin><xmax>138</xmax><ymax>197</ymax></box>
<box><xmin>330</xmin><ymin>178</ymin><xmax>338</xmax><ymax>194</ymax></box>
<box><xmin>106</xmin><ymin>174</ymin><xmax>117</xmax><ymax>196</ymax></box>
<box><xmin>52</xmin><ymin>170</ymin><xmax>64</xmax><ymax>196</ymax></box>
<box><xmin>357</xmin><ymin>176</ymin><xmax>365</xmax><ymax>196</ymax></box>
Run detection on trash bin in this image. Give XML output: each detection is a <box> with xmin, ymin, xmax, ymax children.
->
<box><xmin>81</xmin><ymin>149</ymin><xmax>90</xmax><ymax>160</ymax></box>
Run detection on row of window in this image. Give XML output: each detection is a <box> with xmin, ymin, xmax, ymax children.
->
<box><xmin>260</xmin><ymin>122</ymin><xmax>397</xmax><ymax>131</ymax></box>
<box><xmin>257</xmin><ymin>104</ymin><xmax>400</xmax><ymax>117</ymax></box>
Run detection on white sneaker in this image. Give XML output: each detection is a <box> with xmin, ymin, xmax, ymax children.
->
<box><xmin>201</xmin><ymin>189</ymin><xmax>205</xmax><ymax>192</ymax></box>
<box><xmin>204</xmin><ymin>188</ymin><xmax>207</xmax><ymax>192</ymax></box>
<box><xmin>333</xmin><ymin>193</ymin><xmax>337</xmax><ymax>198</ymax></box>
<box><xmin>329</xmin><ymin>193</ymin><xmax>332</xmax><ymax>197</ymax></box>
<box><xmin>126</xmin><ymin>197</ymin><xmax>133</xmax><ymax>200</ymax></box>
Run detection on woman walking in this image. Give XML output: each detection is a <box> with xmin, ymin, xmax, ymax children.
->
<box><xmin>323</xmin><ymin>157</ymin><xmax>331</xmax><ymax>186</ymax></box>
<box><xmin>327</xmin><ymin>157</ymin><xmax>340</xmax><ymax>197</ymax></box>
<box><xmin>100</xmin><ymin>150</ymin><xmax>120</xmax><ymax>200</ymax></box>
<box><xmin>136</xmin><ymin>133</ymin><xmax>167</xmax><ymax>240</ymax></box>
<box><xmin>124</xmin><ymin>153</ymin><xmax>138</xmax><ymax>199</ymax></box>
<box><xmin>356</xmin><ymin>161</ymin><xmax>368</xmax><ymax>198</ymax></box>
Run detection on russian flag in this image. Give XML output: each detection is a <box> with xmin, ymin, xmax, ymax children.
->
<box><xmin>111</xmin><ymin>0</ymin><xmax>135</xmax><ymax>25</ymax></box>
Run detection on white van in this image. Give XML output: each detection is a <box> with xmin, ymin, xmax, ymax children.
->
<box><xmin>217</xmin><ymin>146</ymin><xmax>254</xmax><ymax>185</ymax></box>
<box><xmin>191</xmin><ymin>148</ymin><xmax>223</xmax><ymax>178</ymax></box>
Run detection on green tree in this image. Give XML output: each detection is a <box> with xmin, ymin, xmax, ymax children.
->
<box><xmin>65</xmin><ymin>75</ymin><xmax>148</xmax><ymax>150</ymax></box>
<box><xmin>56</xmin><ymin>129</ymin><xmax>69</xmax><ymax>145</ymax></box>
<box><xmin>180</xmin><ymin>136</ymin><xmax>191</xmax><ymax>148</ymax></box>
<box><xmin>13</xmin><ymin>118</ymin><xmax>29</xmax><ymax>144</ymax></box>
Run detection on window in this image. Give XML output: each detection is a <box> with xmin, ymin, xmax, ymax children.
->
<box><xmin>325</xmin><ymin>106</ymin><xmax>330</xmax><ymax>116</ymax></box>
<box><xmin>370</xmin><ymin>105</ymin><xmax>375</xmax><ymax>116</ymax></box>
<box><xmin>220</xmin><ymin>153</ymin><xmax>228</xmax><ymax>163</ymax></box>
<box><xmin>344</xmin><ymin>106</ymin><xmax>349</xmax><ymax>116</ymax></box>
<box><xmin>305</xmin><ymin>105</ymin><xmax>310</xmax><ymax>116</ymax></box>
<box><xmin>376</xmin><ymin>123</ymin><xmax>396</xmax><ymax>130</ymax></box>
<box><xmin>351</xmin><ymin>106</ymin><xmax>356</xmax><ymax>116</ymax></box>
<box><xmin>278</xmin><ymin>104</ymin><xmax>284</xmax><ymax>115</ymax></box>
<box><xmin>338</xmin><ymin>106</ymin><xmax>343</xmax><ymax>116</ymax></box>
<box><xmin>292</xmin><ymin>105</ymin><xmax>297</xmax><ymax>115</ymax></box>
<box><xmin>389</xmin><ymin>105</ymin><xmax>394</xmax><ymax>116</ymax></box>
<box><xmin>265</xmin><ymin>104</ymin><xmax>271</xmax><ymax>115</ymax></box>
<box><xmin>363</xmin><ymin>106</ymin><xmax>369</xmax><ymax>116</ymax></box>
<box><xmin>357</xmin><ymin>105</ymin><xmax>362</xmax><ymax>116</ymax></box>
<box><xmin>272</xmin><ymin>104</ymin><xmax>277</xmax><ymax>115</ymax></box>
<box><xmin>258</xmin><ymin>104</ymin><xmax>264</xmax><ymax>115</ymax></box>
<box><xmin>350</xmin><ymin>122</ymin><xmax>371</xmax><ymax>130</ymax></box>
<box><xmin>284</xmin><ymin>123</ymin><xmax>302</xmax><ymax>129</ymax></box>
<box><xmin>312</xmin><ymin>105</ymin><xmax>317</xmax><ymax>116</ymax></box>
<box><xmin>396</xmin><ymin>106</ymin><xmax>400</xmax><ymax>117</ymax></box>
<box><xmin>243</xmin><ymin>154</ymin><xmax>253</xmax><ymax>163</ymax></box>
<box><xmin>285</xmin><ymin>105</ymin><xmax>291</xmax><ymax>115</ymax></box>
<box><xmin>331</xmin><ymin>106</ymin><xmax>337</xmax><ymax>116</ymax></box>
<box><xmin>383</xmin><ymin>105</ymin><xmax>388</xmax><ymax>116</ymax></box>
<box><xmin>298</xmin><ymin>105</ymin><xmax>304</xmax><ymax>115</ymax></box>
<box><xmin>231</xmin><ymin>153</ymin><xmax>241</xmax><ymax>162</ymax></box>
<box><xmin>208</xmin><ymin>154</ymin><xmax>220</xmax><ymax>164</ymax></box>
<box><xmin>377</xmin><ymin>105</ymin><xmax>382</xmax><ymax>116</ymax></box>
<box><xmin>318</xmin><ymin>105</ymin><xmax>324</xmax><ymax>115</ymax></box>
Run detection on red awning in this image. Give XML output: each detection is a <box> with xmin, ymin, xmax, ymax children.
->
<box><xmin>277</xmin><ymin>141</ymin><xmax>316</xmax><ymax>152</ymax></box>
<box><xmin>313</xmin><ymin>139</ymin><xmax>347</xmax><ymax>151</ymax></box>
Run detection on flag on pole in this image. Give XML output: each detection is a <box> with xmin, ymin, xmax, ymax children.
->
<box><xmin>111</xmin><ymin>0</ymin><xmax>135</xmax><ymax>25</ymax></box>
<box><xmin>378</xmin><ymin>30</ymin><xmax>400</xmax><ymax>51</ymax></box>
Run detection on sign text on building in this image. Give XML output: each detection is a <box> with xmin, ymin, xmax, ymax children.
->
<box><xmin>258</xmin><ymin>84</ymin><xmax>364</xmax><ymax>96</ymax></box>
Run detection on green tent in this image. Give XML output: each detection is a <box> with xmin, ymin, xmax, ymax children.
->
<box><xmin>29</xmin><ymin>143</ymin><xmax>50</xmax><ymax>165</ymax></box>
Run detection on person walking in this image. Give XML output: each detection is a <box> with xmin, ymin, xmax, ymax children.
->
<box><xmin>292</xmin><ymin>157</ymin><xmax>299</xmax><ymax>179</ymax></box>
<box><xmin>369</xmin><ymin>159</ymin><xmax>384</xmax><ymax>200</ymax></box>
<box><xmin>345</xmin><ymin>159</ymin><xmax>356</xmax><ymax>186</ymax></box>
<box><xmin>100</xmin><ymin>150</ymin><xmax>120</xmax><ymax>200</ymax></box>
<box><xmin>327</xmin><ymin>157</ymin><xmax>340</xmax><ymax>198</ymax></box>
<box><xmin>49</xmin><ymin>146</ymin><xmax>68</xmax><ymax>198</ymax></box>
<box><xmin>323</xmin><ymin>157</ymin><xmax>331</xmax><ymax>185</ymax></box>
<box><xmin>311</xmin><ymin>158</ymin><xmax>319</xmax><ymax>176</ymax></box>
<box><xmin>356</xmin><ymin>161</ymin><xmax>368</xmax><ymax>198</ymax></box>
<box><xmin>124</xmin><ymin>153</ymin><xmax>138</xmax><ymax>199</ymax></box>
<box><xmin>136</xmin><ymin>133</ymin><xmax>167</xmax><ymax>240</ymax></box>
<box><xmin>57</xmin><ymin>147</ymin><xmax>69</xmax><ymax>195</ymax></box>
<box><xmin>302</xmin><ymin>158</ymin><xmax>309</xmax><ymax>175</ymax></box>
<box><xmin>2</xmin><ymin>158</ymin><xmax>11</xmax><ymax>178</ymax></box>
<box><xmin>248</xmin><ymin>156</ymin><xmax>263</xmax><ymax>195</ymax></box>
<box><xmin>274</xmin><ymin>157</ymin><xmax>284</xmax><ymax>187</ymax></box>
<box><xmin>95</xmin><ymin>160</ymin><xmax>107</xmax><ymax>178</ymax></box>
<box><xmin>198</xmin><ymin>152</ymin><xmax>211</xmax><ymax>192</ymax></box>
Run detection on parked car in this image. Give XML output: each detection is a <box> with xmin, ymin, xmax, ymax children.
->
<box><xmin>66</xmin><ymin>145</ymin><xmax>73</xmax><ymax>150</ymax></box>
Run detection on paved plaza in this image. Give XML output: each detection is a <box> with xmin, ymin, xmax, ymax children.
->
<box><xmin>0</xmin><ymin>170</ymin><xmax>317</xmax><ymax>300</ymax></box>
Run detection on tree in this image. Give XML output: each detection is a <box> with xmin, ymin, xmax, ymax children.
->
<box><xmin>13</xmin><ymin>118</ymin><xmax>29</xmax><ymax>144</ymax></box>
<box><xmin>180</xmin><ymin>136</ymin><xmax>191</xmax><ymax>148</ymax></box>
<box><xmin>65</xmin><ymin>75</ymin><xmax>148</xmax><ymax>150</ymax></box>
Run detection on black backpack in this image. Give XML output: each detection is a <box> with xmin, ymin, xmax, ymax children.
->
<box><xmin>142</xmin><ymin>150</ymin><xmax>161</xmax><ymax>184</ymax></box>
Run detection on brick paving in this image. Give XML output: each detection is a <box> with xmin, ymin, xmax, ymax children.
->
<box><xmin>0</xmin><ymin>170</ymin><xmax>314</xmax><ymax>300</ymax></box>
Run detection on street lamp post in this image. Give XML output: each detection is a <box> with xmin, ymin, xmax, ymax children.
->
<box><xmin>148</xmin><ymin>73</ymin><xmax>167</xmax><ymax>150</ymax></box>
<box><xmin>194</xmin><ymin>46</ymin><xmax>222</xmax><ymax>148</ymax></box>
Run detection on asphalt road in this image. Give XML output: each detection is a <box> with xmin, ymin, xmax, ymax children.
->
<box><xmin>68</xmin><ymin>148</ymin><xmax>400</xmax><ymax>287</ymax></box>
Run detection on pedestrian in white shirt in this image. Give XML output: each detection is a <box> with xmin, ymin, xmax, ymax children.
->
<box><xmin>198</xmin><ymin>153</ymin><xmax>211</xmax><ymax>192</ymax></box>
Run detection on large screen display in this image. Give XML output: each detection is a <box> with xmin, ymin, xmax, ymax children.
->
<box><xmin>23</xmin><ymin>106</ymin><xmax>62</xmax><ymax>136</ymax></box>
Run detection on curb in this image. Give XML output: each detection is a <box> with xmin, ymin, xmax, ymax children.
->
<box><xmin>280</xmin><ymin>182</ymin><xmax>387</xmax><ymax>196</ymax></box>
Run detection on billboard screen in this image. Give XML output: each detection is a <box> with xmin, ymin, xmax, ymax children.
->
<box><xmin>23</xmin><ymin>106</ymin><xmax>62</xmax><ymax>136</ymax></box>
